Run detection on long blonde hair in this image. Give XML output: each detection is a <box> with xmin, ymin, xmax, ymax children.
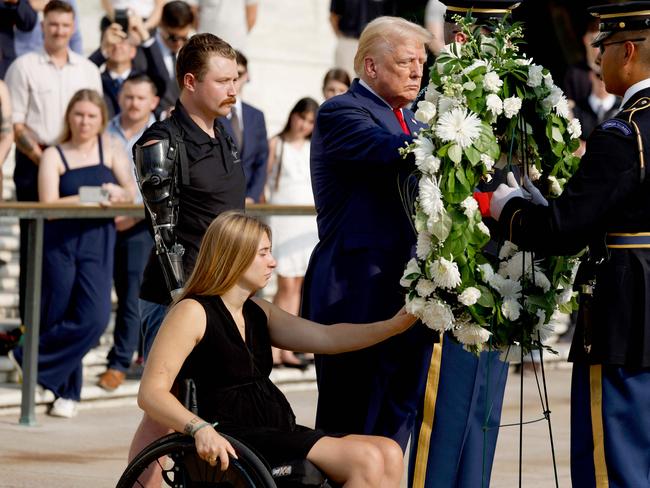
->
<box><xmin>59</xmin><ymin>89</ymin><xmax>108</xmax><ymax>143</ymax></box>
<box><xmin>174</xmin><ymin>211</ymin><xmax>271</xmax><ymax>305</ymax></box>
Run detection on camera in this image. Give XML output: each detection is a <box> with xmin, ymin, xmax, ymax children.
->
<box><xmin>114</xmin><ymin>8</ymin><xmax>129</xmax><ymax>33</ymax></box>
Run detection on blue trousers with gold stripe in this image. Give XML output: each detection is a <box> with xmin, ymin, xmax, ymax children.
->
<box><xmin>409</xmin><ymin>336</ymin><xmax>509</xmax><ymax>488</ymax></box>
<box><xmin>571</xmin><ymin>363</ymin><xmax>650</xmax><ymax>488</ymax></box>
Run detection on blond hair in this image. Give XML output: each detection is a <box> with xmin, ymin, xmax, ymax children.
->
<box><xmin>59</xmin><ymin>89</ymin><xmax>108</xmax><ymax>143</ymax></box>
<box><xmin>174</xmin><ymin>211</ymin><xmax>271</xmax><ymax>305</ymax></box>
<box><xmin>353</xmin><ymin>16</ymin><xmax>433</xmax><ymax>77</ymax></box>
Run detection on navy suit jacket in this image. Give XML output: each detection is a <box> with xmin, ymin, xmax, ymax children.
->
<box><xmin>220</xmin><ymin>103</ymin><xmax>268</xmax><ymax>202</ymax></box>
<box><xmin>303</xmin><ymin>79</ymin><xmax>421</xmax><ymax>324</ymax></box>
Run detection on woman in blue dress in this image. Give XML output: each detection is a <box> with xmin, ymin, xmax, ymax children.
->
<box><xmin>13</xmin><ymin>89</ymin><xmax>136</xmax><ymax>418</ymax></box>
<box><xmin>138</xmin><ymin>211</ymin><xmax>415</xmax><ymax>487</ymax></box>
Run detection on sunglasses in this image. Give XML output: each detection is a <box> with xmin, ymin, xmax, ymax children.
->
<box><xmin>599</xmin><ymin>37</ymin><xmax>646</xmax><ymax>55</ymax></box>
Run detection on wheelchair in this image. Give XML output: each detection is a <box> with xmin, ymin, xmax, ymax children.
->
<box><xmin>116</xmin><ymin>430</ymin><xmax>338</xmax><ymax>487</ymax></box>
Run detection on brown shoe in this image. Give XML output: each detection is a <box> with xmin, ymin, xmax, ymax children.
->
<box><xmin>97</xmin><ymin>369</ymin><xmax>126</xmax><ymax>391</ymax></box>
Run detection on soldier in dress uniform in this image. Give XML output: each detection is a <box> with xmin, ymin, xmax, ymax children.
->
<box><xmin>490</xmin><ymin>3</ymin><xmax>650</xmax><ymax>486</ymax></box>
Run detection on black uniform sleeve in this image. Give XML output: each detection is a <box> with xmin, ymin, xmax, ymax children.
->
<box><xmin>498</xmin><ymin>124</ymin><xmax>639</xmax><ymax>256</ymax></box>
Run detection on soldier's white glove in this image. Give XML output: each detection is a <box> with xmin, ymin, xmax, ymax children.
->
<box><xmin>522</xmin><ymin>175</ymin><xmax>548</xmax><ymax>207</ymax></box>
<box><xmin>490</xmin><ymin>172</ymin><xmax>524</xmax><ymax>220</ymax></box>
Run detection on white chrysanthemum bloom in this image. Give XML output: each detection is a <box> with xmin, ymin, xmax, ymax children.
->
<box><xmin>419</xmin><ymin>176</ymin><xmax>444</xmax><ymax>218</ymax></box>
<box><xmin>417</xmin><ymin>154</ymin><xmax>441</xmax><ymax>175</ymax></box>
<box><xmin>503</xmin><ymin>96</ymin><xmax>522</xmax><ymax>118</ymax></box>
<box><xmin>480</xmin><ymin>154</ymin><xmax>495</xmax><ymax>172</ymax></box>
<box><xmin>477</xmin><ymin>221</ymin><xmax>490</xmax><ymax>236</ymax></box>
<box><xmin>567</xmin><ymin>118</ymin><xmax>582</xmax><ymax>139</ymax></box>
<box><xmin>542</xmin><ymin>85</ymin><xmax>564</xmax><ymax>113</ymax></box>
<box><xmin>548</xmin><ymin>175</ymin><xmax>563</xmax><ymax>195</ymax></box>
<box><xmin>405</xmin><ymin>295</ymin><xmax>426</xmax><ymax>316</ymax></box>
<box><xmin>484</xmin><ymin>71</ymin><xmax>503</xmax><ymax>93</ymax></box>
<box><xmin>500</xmin><ymin>344</ymin><xmax>522</xmax><ymax>363</ymax></box>
<box><xmin>421</xmin><ymin>299</ymin><xmax>455</xmax><ymax>331</ymax></box>
<box><xmin>460</xmin><ymin>196</ymin><xmax>479</xmax><ymax>218</ymax></box>
<box><xmin>490</xmin><ymin>274</ymin><xmax>522</xmax><ymax>299</ymax></box>
<box><xmin>431</xmin><ymin>256</ymin><xmax>462</xmax><ymax>290</ymax></box>
<box><xmin>462</xmin><ymin>59</ymin><xmax>488</xmax><ymax>75</ymax></box>
<box><xmin>502</xmin><ymin>297</ymin><xmax>521</xmax><ymax>321</ymax></box>
<box><xmin>458</xmin><ymin>286</ymin><xmax>481</xmax><ymax>306</ymax></box>
<box><xmin>416</xmin><ymin>232</ymin><xmax>432</xmax><ymax>260</ymax></box>
<box><xmin>453</xmin><ymin>323</ymin><xmax>492</xmax><ymax>345</ymax></box>
<box><xmin>413</xmin><ymin>136</ymin><xmax>435</xmax><ymax>163</ymax></box>
<box><xmin>499</xmin><ymin>251</ymin><xmax>533</xmax><ymax>281</ymax></box>
<box><xmin>415</xmin><ymin>278</ymin><xmax>436</xmax><ymax>298</ymax></box>
<box><xmin>486</xmin><ymin>93</ymin><xmax>503</xmax><ymax>116</ymax></box>
<box><xmin>533</xmin><ymin>270</ymin><xmax>551</xmax><ymax>292</ymax></box>
<box><xmin>554</xmin><ymin>97</ymin><xmax>570</xmax><ymax>118</ymax></box>
<box><xmin>528</xmin><ymin>164</ymin><xmax>542</xmax><ymax>181</ymax></box>
<box><xmin>498</xmin><ymin>240</ymin><xmax>518</xmax><ymax>260</ymax></box>
<box><xmin>527</xmin><ymin>64</ymin><xmax>544</xmax><ymax>88</ymax></box>
<box><xmin>400</xmin><ymin>257</ymin><xmax>421</xmax><ymax>287</ymax></box>
<box><xmin>478</xmin><ymin>262</ymin><xmax>494</xmax><ymax>281</ymax></box>
<box><xmin>415</xmin><ymin>100</ymin><xmax>437</xmax><ymax>124</ymax></box>
<box><xmin>435</xmin><ymin>107</ymin><xmax>482</xmax><ymax>148</ymax></box>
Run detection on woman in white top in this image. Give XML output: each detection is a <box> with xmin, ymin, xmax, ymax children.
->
<box><xmin>266</xmin><ymin>97</ymin><xmax>319</xmax><ymax>367</ymax></box>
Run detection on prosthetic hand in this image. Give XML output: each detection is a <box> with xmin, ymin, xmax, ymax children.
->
<box><xmin>490</xmin><ymin>172</ymin><xmax>524</xmax><ymax>220</ymax></box>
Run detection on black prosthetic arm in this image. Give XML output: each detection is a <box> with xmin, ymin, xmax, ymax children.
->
<box><xmin>134</xmin><ymin>139</ymin><xmax>185</xmax><ymax>297</ymax></box>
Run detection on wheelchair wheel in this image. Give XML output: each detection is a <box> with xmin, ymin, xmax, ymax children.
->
<box><xmin>116</xmin><ymin>432</ymin><xmax>277</xmax><ymax>488</ymax></box>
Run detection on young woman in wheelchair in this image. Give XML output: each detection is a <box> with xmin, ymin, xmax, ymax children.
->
<box><xmin>138</xmin><ymin>211</ymin><xmax>415</xmax><ymax>487</ymax></box>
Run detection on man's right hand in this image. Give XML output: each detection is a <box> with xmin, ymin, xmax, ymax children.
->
<box><xmin>100</xmin><ymin>23</ymin><xmax>127</xmax><ymax>55</ymax></box>
<box><xmin>490</xmin><ymin>172</ymin><xmax>524</xmax><ymax>220</ymax></box>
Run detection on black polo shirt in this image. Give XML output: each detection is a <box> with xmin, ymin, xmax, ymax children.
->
<box><xmin>137</xmin><ymin>100</ymin><xmax>246</xmax><ymax>305</ymax></box>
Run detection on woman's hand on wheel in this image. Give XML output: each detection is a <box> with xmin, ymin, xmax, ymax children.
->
<box><xmin>194</xmin><ymin>427</ymin><xmax>238</xmax><ymax>470</ymax></box>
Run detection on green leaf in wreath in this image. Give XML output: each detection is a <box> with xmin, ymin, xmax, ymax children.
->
<box><xmin>465</xmin><ymin>145</ymin><xmax>481</xmax><ymax>166</ymax></box>
<box><xmin>476</xmin><ymin>285</ymin><xmax>495</xmax><ymax>308</ymax></box>
<box><xmin>449</xmin><ymin>144</ymin><xmax>462</xmax><ymax>164</ymax></box>
<box><xmin>456</xmin><ymin>167</ymin><xmax>470</xmax><ymax>192</ymax></box>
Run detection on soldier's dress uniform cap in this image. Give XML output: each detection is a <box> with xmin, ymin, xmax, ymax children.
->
<box><xmin>589</xmin><ymin>2</ymin><xmax>650</xmax><ymax>46</ymax></box>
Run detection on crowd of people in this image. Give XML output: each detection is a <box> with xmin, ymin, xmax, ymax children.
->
<box><xmin>0</xmin><ymin>0</ymin><xmax>649</xmax><ymax>487</ymax></box>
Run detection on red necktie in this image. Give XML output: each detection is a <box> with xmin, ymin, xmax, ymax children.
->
<box><xmin>393</xmin><ymin>108</ymin><xmax>410</xmax><ymax>135</ymax></box>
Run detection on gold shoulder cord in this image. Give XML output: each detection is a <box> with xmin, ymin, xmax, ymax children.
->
<box><xmin>622</xmin><ymin>97</ymin><xmax>650</xmax><ymax>183</ymax></box>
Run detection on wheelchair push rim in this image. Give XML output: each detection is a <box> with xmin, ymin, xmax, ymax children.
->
<box><xmin>116</xmin><ymin>432</ymin><xmax>277</xmax><ymax>488</ymax></box>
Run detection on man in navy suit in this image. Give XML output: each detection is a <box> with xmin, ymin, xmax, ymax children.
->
<box><xmin>220</xmin><ymin>50</ymin><xmax>268</xmax><ymax>203</ymax></box>
<box><xmin>302</xmin><ymin>16</ymin><xmax>436</xmax><ymax>450</ymax></box>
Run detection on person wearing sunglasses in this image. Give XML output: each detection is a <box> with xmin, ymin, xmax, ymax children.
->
<box><xmin>490</xmin><ymin>3</ymin><xmax>650</xmax><ymax>487</ymax></box>
<box><xmin>140</xmin><ymin>0</ymin><xmax>194</xmax><ymax>117</ymax></box>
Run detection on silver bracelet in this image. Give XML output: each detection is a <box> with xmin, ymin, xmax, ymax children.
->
<box><xmin>189</xmin><ymin>421</ymin><xmax>211</xmax><ymax>437</ymax></box>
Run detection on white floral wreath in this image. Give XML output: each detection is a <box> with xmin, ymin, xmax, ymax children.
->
<box><xmin>400</xmin><ymin>17</ymin><xmax>583</xmax><ymax>358</ymax></box>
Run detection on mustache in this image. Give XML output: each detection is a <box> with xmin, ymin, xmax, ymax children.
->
<box><xmin>220</xmin><ymin>98</ymin><xmax>237</xmax><ymax>107</ymax></box>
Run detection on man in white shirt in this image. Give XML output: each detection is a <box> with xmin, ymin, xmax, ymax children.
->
<box><xmin>4</xmin><ymin>0</ymin><xmax>102</xmax><ymax>322</ymax></box>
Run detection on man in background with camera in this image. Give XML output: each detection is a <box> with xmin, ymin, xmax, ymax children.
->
<box><xmin>4</xmin><ymin>0</ymin><xmax>102</xmax><ymax>322</ymax></box>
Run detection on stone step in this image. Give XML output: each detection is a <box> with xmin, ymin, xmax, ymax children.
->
<box><xmin>0</xmin><ymin>292</ymin><xmax>19</xmax><ymax>308</ymax></box>
<box><xmin>0</xmin><ymin>235</ymin><xmax>19</xmax><ymax>251</ymax></box>
<box><xmin>0</xmin><ymin>262</ymin><xmax>19</xmax><ymax>279</ymax></box>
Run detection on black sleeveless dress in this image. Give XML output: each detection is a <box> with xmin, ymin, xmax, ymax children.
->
<box><xmin>177</xmin><ymin>295</ymin><xmax>335</xmax><ymax>465</ymax></box>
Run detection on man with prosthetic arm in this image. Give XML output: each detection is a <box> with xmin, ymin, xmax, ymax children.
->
<box><xmin>489</xmin><ymin>3</ymin><xmax>650</xmax><ymax>486</ymax></box>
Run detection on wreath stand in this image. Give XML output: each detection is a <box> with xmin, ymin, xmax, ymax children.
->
<box><xmin>480</xmin><ymin>115</ymin><xmax>561</xmax><ymax>488</ymax></box>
